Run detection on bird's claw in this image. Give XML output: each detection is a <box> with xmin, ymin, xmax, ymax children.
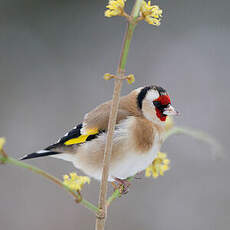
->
<box><xmin>119</xmin><ymin>184</ymin><xmax>129</xmax><ymax>194</ymax></box>
<box><xmin>112</xmin><ymin>178</ymin><xmax>131</xmax><ymax>195</ymax></box>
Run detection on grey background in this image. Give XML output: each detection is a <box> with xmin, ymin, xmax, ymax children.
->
<box><xmin>0</xmin><ymin>0</ymin><xmax>229</xmax><ymax>229</ymax></box>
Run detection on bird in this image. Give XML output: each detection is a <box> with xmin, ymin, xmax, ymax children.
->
<box><xmin>21</xmin><ymin>85</ymin><xmax>178</xmax><ymax>190</ymax></box>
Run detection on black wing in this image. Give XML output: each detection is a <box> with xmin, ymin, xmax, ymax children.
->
<box><xmin>21</xmin><ymin>123</ymin><xmax>103</xmax><ymax>160</ymax></box>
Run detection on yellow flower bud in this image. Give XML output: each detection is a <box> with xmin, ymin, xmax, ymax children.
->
<box><xmin>157</xmin><ymin>152</ymin><xmax>166</xmax><ymax>159</ymax></box>
<box><xmin>104</xmin><ymin>73</ymin><xmax>113</xmax><ymax>80</ymax></box>
<box><xmin>126</xmin><ymin>74</ymin><xmax>135</xmax><ymax>84</ymax></box>
<box><xmin>63</xmin><ymin>174</ymin><xmax>69</xmax><ymax>180</ymax></box>
<box><xmin>0</xmin><ymin>137</ymin><xmax>6</xmax><ymax>151</ymax></box>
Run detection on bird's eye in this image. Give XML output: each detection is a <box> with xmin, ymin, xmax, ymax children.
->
<box><xmin>153</xmin><ymin>101</ymin><xmax>161</xmax><ymax>109</ymax></box>
<box><xmin>153</xmin><ymin>100</ymin><xmax>169</xmax><ymax>111</ymax></box>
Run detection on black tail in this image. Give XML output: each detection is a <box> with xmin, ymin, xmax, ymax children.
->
<box><xmin>20</xmin><ymin>150</ymin><xmax>60</xmax><ymax>160</ymax></box>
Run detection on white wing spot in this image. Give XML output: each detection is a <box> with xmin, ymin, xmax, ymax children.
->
<box><xmin>64</xmin><ymin>132</ymin><xmax>69</xmax><ymax>137</ymax></box>
<box><xmin>37</xmin><ymin>150</ymin><xmax>49</xmax><ymax>154</ymax></box>
<box><xmin>56</xmin><ymin>138</ymin><xmax>61</xmax><ymax>143</ymax></box>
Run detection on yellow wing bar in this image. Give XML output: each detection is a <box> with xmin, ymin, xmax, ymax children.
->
<box><xmin>64</xmin><ymin>128</ymin><xmax>99</xmax><ymax>146</ymax></box>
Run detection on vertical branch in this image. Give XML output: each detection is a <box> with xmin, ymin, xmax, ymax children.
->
<box><xmin>95</xmin><ymin>1</ymin><xmax>143</xmax><ymax>230</ymax></box>
<box><xmin>95</xmin><ymin>78</ymin><xmax>123</xmax><ymax>229</ymax></box>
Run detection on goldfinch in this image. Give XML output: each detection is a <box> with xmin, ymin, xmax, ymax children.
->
<box><xmin>21</xmin><ymin>85</ymin><xmax>178</xmax><ymax>186</ymax></box>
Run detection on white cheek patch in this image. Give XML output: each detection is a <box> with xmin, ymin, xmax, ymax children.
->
<box><xmin>142</xmin><ymin>89</ymin><xmax>164</xmax><ymax>123</ymax></box>
<box><xmin>142</xmin><ymin>100</ymin><xmax>156</xmax><ymax>122</ymax></box>
<box><xmin>145</xmin><ymin>89</ymin><xmax>160</xmax><ymax>102</ymax></box>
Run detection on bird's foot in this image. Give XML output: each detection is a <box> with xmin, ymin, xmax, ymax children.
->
<box><xmin>112</xmin><ymin>178</ymin><xmax>131</xmax><ymax>195</ymax></box>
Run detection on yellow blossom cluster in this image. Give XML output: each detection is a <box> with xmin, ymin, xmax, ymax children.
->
<box><xmin>63</xmin><ymin>172</ymin><xmax>90</xmax><ymax>191</ymax></box>
<box><xmin>105</xmin><ymin>0</ymin><xmax>126</xmax><ymax>18</ymax></box>
<box><xmin>145</xmin><ymin>152</ymin><xmax>170</xmax><ymax>178</ymax></box>
<box><xmin>140</xmin><ymin>1</ymin><xmax>162</xmax><ymax>26</ymax></box>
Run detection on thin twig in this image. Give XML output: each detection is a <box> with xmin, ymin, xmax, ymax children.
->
<box><xmin>95</xmin><ymin>78</ymin><xmax>123</xmax><ymax>228</ymax></box>
<box><xmin>164</xmin><ymin>126</ymin><xmax>223</xmax><ymax>159</ymax></box>
<box><xmin>95</xmin><ymin>1</ymin><xmax>143</xmax><ymax>230</ymax></box>
<box><xmin>0</xmin><ymin>154</ymin><xmax>99</xmax><ymax>214</ymax></box>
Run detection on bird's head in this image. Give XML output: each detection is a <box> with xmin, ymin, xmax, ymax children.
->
<box><xmin>137</xmin><ymin>85</ymin><xmax>179</xmax><ymax>123</ymax></box>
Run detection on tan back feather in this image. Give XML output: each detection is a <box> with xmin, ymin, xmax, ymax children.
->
<box><xmin>83</xmin><ymin>90</ymin><xmax>142</xmax><ymax>131</ymax></box>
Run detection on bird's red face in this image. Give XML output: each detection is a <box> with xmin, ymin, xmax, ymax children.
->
<box><xmin>153</xmin><ymin>94</ymin><xmax>179</xmax><ymax>122</ymax></box>
<box><xmin>137</xmin><ymin>85</ymin><xmax>179</xmax><ymax>123</ymax></box>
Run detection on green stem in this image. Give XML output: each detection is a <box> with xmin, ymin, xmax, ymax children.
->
<box><xmin>0</xmin><ymin>155</ymin><xmax>99</xmax><ymax>214</ymax></box>
<box><xmin>164</xmin><ymin>126</ymin><xmax>223</xmax><ymax>158</ymax></box>
<box><xmin>106</xmin><ymin>189</ymin><xmax>120</xmax><ymax>207</ymax></box>
<box><xmin>81</xmin><ymin>199</ymin><xmax>100</xmax><ymax>213</ymax></box>
<box><xmin>96</xmin><ymin>2</ymin><xmax>143</xmax><ymax>229</ymax></box>
<box><xmin>118</xmin><ymin>0</ymin><xmax>143</xmax><ymax>71</ymax></box>
<box><xmin>131</xmin><ymin>0</ymin><xmax>143</xmax><ymax>18</ymax></box>
<box><xmin>119</xmin><ymin>23</ymin><xmax>135</xmax><ymax>71</ymax></box>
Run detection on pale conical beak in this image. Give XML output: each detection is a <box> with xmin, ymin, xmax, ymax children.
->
<box><xmin>163</xmin><ymin>104</ymin><xmax>179</xmax><ymax>116</ymax></box>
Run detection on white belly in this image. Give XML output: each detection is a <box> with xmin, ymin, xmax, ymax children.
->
<box><xmin>109</xmin><ymin>136</ymin><xmax>160</xmax><ymax>180</ymax></box>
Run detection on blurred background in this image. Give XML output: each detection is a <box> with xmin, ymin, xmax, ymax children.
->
<box><xmin>0</xmin><ymin>0</ymin><xmax>229</xmax><ymax>229</ymax></box>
